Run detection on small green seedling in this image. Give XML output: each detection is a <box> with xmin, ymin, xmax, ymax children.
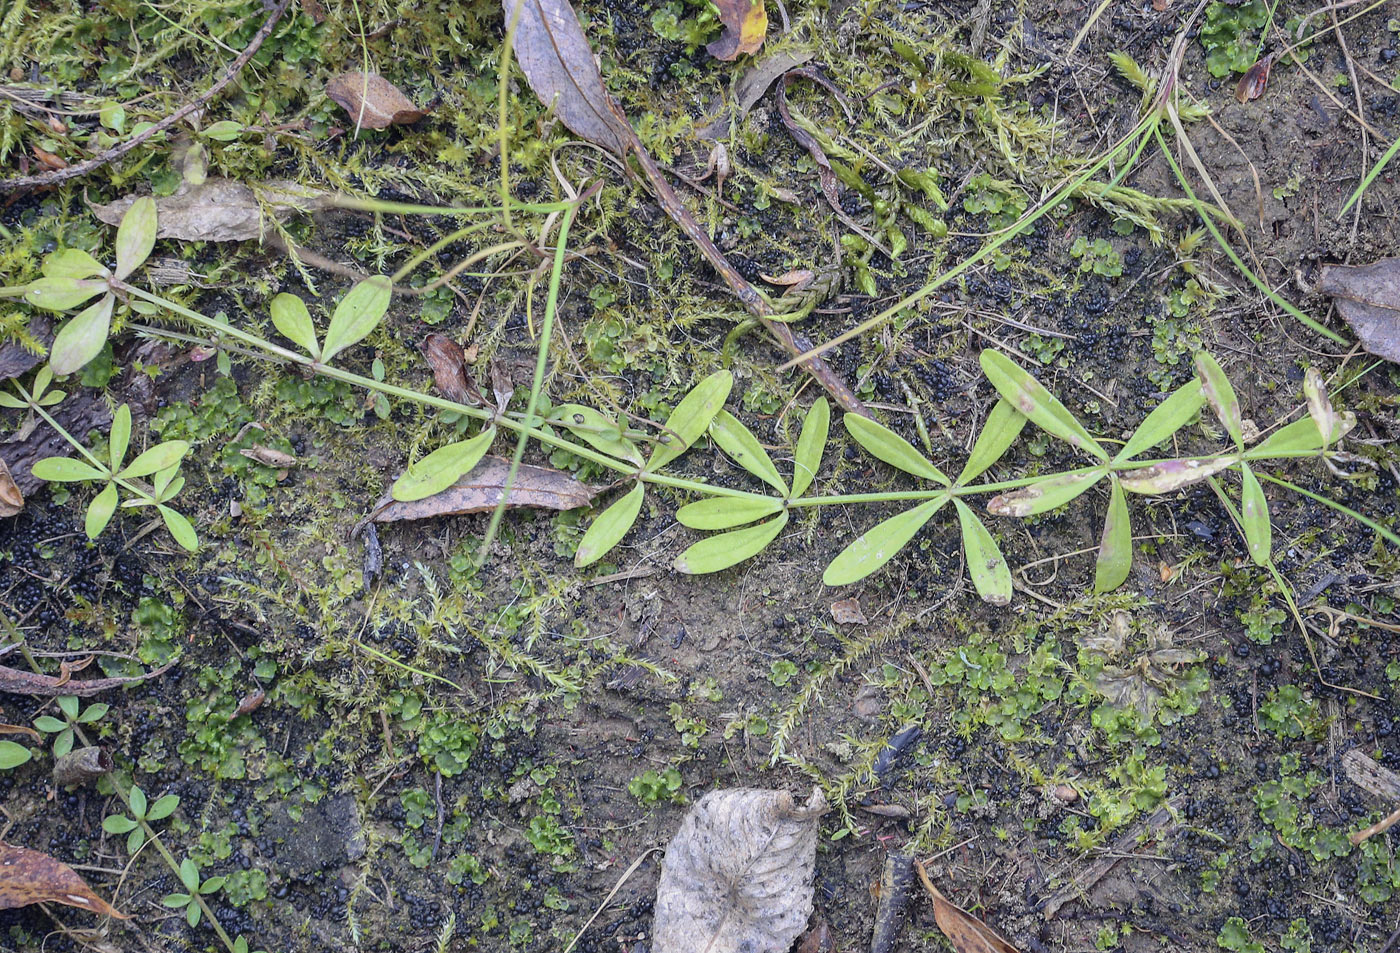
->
<box><xmin>103</xmin><ymin>784</ymin><xmax>180</xmax><ymax>853</ymax></box>
<box><xmin>33</xmin><ymin>695</ymin><xmax>108</xmax><ymax>757</ymax></box>
<box><xmin>162</xmin><ymin>857</ymin><xmax>226</xmax><ymax>927</ymax></box>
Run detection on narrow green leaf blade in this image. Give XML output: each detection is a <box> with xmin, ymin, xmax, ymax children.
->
<box><xmin>957</xmin><ymin>398</ymin><xmax>1027</xmax><ymax>485</ymax></box>
<box><xmin>130</xmin><ymin>786</ymin><xmax>148</xmax><ymax>819</ymax></box>
<box><xmin>270</xmin><ymin>293</ymin><xmax>321</xmax><ymax>359</ymax></box>
<box><xmin>791</xmin><ymin>397</ymin><xmax>829</xmax><ymax>498</ymax></box>
<box><xmin>1248</xmin><ymin>417</ymin><xmax>1325</xmax><ymax>458</ymax></box>
<box><xmin>1116</xmin><ymin>380</ymin><xmax>1205</xmax><ymax>462</ymax></box>
<box><xmin>24</xmin><ymin>276</ymin><xmax>108</xmax><ymax>312</ymax></box>
<box><xmin>114</xmin><ymin>196</ymin><xmax>157</xmax><ymax>280</ymax></box>
<box><xmin>146</xmin><ymin>794</ymin><xmax>180</xmax><ymax>821</ymax></box>
<box><xmin>42</xmin><ymin>248</ymin><xmax>107</xmax><ymax>280</ymax></box>
<box><xmin>119</xmin><ymin>440</ymin><xmax>190</xmax><ymax>479</ymax></box>
<box><xmin>391</xmin><ymin>427</ymin><xmax>496</xmax><ymax>502</ymax></box>
<box><xmin>987</xmin><ymin>469</ymin><xmax>1106</xmax><ymax>517</ymax></box>
<box><xmin>1239</xmin><ymin>463</ymin><xmax>1272</xmax><ymax>566</ymax></box>
<box><xmin>102</xmin><ymin>814</ymin><xmax>137</xmax><ymax>834</ymax></box>
<box><xmin>844</xmin><ymin>414</ymin><xmax>949</xmax><ymax>484</ymax></box>
<box><xmin>673</xmin><ymin>511</ymin><xmax>788</xmax><ymax>574</ymax></box>
<box><xmin>32</xmin><ymin>457</ymin><xmax>108</xmax><ymax>483</ymax></box>
<box><xmin>1094</xmin><ymin>475</ymin><xmax>1132</xmax><ymax>593</ymax></box>
<box><xmin>575</xmin><ymin>483</ymin><xmax>645</xmax><ymax>568</ymax></box>
<box><xmin>1193</xmin><ymin>352</ymin><xmax>1242</xmax><ymax>449</ymax></box>
<box><xmin>0</xmin><ymin>740</ymin><xmax>32</xmax><ymax>769</ymax></box>
<box><xmin>179</xmin><ymin>858</ymin><xmax>199</xmax><ymax>892</ymax></box>
<box><xmin>647</xmin><ymin>369</ymin><xmax>734</xmax><ymax>471</ymax></box>
<box><xmin>676</xmin><ymin>494</ymin><xmax>784</xmax><ymax>530</ymax></box>
<box><xmin>108</xmin><ymin>404</ymin><xmax>131</xmax><ymax>471</ymax></box>
<box><xmin>85</xmin><ymin>483</ymin><xmax>119</xmax><ymax>539</ymax></box>
<box><xmin>710</xmin><ymin>410</ymin><xmax>786</xmax><ymax>494</ymax></box>
<box><xmin>321</xmin><ymin>276</ymin><xmax>392</xmax><ymax>363</ymax></box>
<box><xmin>159</xmin><ymin>505</ymin><xmax>199</xmax><ymax>551</ymax></box>
<box><xmin>48</xmin><ymin>294</ymin><xmax>114</xmax><ymax>376</ymax></box>
<box><xmin>979</xmin><ymin>350</ymin><xmax>1109</xmax><ymax>461</ymax></box>
<box><xmin>954</xmin><ymin>500</ymin><xmax>1011</xmax><ymax>605</ymax></box>
<box><xmin>550</xmin><ymin>404</ymin><xmax>643</xmax><ymax>466</ymax></box>
<box><xmin>822</xmin><ymin>497</ymin><xmax>948</xmax><ymax>586</ymax></box>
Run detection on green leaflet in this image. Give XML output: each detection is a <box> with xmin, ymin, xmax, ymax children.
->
<box><xmin>42</xmin><ymin>248</ymin><xmax>107</xmax><ymax>280</ymax></box>
<box><xmin>114</xmin><ymin>196</ymin><xmax>157</xmax><ymax>280</ymax></box>
<box><xmin>979</xmin><ymin>350</ymin><xmax>1109</xmax><ymax>461</ymax></box>
<box><xmin>986</xmin><ymin>469</ymin><xmax>1106</xmax><ymax>517</ymax></box>
<box><xmin>0</xmin><ymin>741</ymin><xmax>31</xmax><ymax>769</ymax></box>
<box><xmin>551</xmin><ymin>404</ymin><xmax>643</xmax><ymax>465</ymax></box>
<box><xmin>85</xmin><ymin>483</ymin><xmax>119</xmax><ymax>539</ymax></box>
<box><xmin>270</xmin><ymin>293</ymin><xmax>321</xmax><ymax>359</ymax></box>
<box><xmin>322</xmin><ymin>276</ymin><xmax>392</xmax><ymax>363</ymax></box>
<box><xmin>1248</xmin><ymin>418</ymin><xmax>1324</xmax><ymax>457</ymax></box>
<box><xmin>676</xmin><ymin>495</ymin><xmax>784</xmax><ymax>530</ymax></box>
<box><xmin>118</xmin><ymin>440</ymin><xmax>190</xmax><ymax>479</ymax></box>
<box><xmin>1094</xmin><ymin>476</ymin><xmax>1131</xmax><ymax>593</ymax></box>
<box><xmin>1116</xmin><ymin>380</ymin><xmax>1205</xmax><ymax>462</ymax></box>
<box><xmin>109</xmin><ymin>404</ymin><xmax>132</xmax><ymax>472</ymax></box>
<box><xmin>957</xmin><ymin>398</ymin><xmax>1026</xmax><ymax>485</ymax></box>
<box><xmin>576</xmin><ymin>483</ymin><xmax>645</xmax><ymax>568</ymax></box>
<box><xmin>23</xmin><ymin>276</ymin><xmax>108</xmax><ymax>312</ymax></box>
<box><xmin>32</xmin><ymin>457</ymin><xmax>108</xmax><ymax>482</ymax></box>
<box><xmin>843</xmin><ymin>413</ymin><xmax>949</xmax><ymax>484</ymax></box>
<box><xmin>647</xmin><ymin>369</ymin><xmax>734</xmax><ymax>471</ymax></box>
<box><xmin>710</xmin><ymin>410</ymin><xmax>786</xmax><ymax>494</ymax></box>
<box><xmin>791</xmin><ymin>397</ymin><xmax>829</xmax><ymax>498</ymax></box>
<box><xmin>159</xmin><ymin>505</ymin><xmax>198</xmax><ymax>551</ymax></box>
<box><xmin>1193</xmin><ymin>352</ymin><xmax>1242</xmax><ymax>450</ymax></box>
<box><xmin>673</xmin><ymin>510</ymin><xmax>788</xmax><ymax>574</ymax></box>
<box><xmin>823</xmin><ymin>496</ymin><xmax>949</xmax><ymax>586</ymax></box>
<box><xmin>391</xmin><ymin>427</ymin><xmax>496</xmax><ymax>502</ymax></box>
<box><xmin>1239</xmin><ymin>463</ymin><xmax>1272</xmax><ymax>566</ymax></box>
<box><xmin>48</xmin><ymin>293</ymin><xmax>114</xmax><ymax>376</ymax></box>
<box><xmin>954</xmin><ymin>499</ymin><xmax>1011</xmax><ymax>605</ymax></box>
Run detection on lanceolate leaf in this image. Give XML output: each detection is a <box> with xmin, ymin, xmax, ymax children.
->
<box><xmin>24</xmin><ymin>277</ymin><xmax>108</xmax><ymax>312</ymax></box>
<box><xmin>674</xmin><ymin>511</ymin><xmax>788</xmax><ymax>574</ymax></box>
<box><xmin>954</xmin><ymin>500</ymin><xmax>1011</xmax><ymax>605</ymax></box>
<box><xmin>1299</xmin><ymin>367</ymin><xmax>1355</xmax><ymax>449</ymax></box>
<box><xmin>1193</xmin><ymin>352</ymin><xmax>1242</xmax><ymax>449</ymax></box>
<box><xmin>648</xmin><ymin>370</ymin><xmax>734</xmax><ymax>471</ymax></box>
<box><xmin>844</xmin><ymin>414</ymin><xmax>949</xmax><ymax>484</ymax></box>
<box><xmin>1119</xmin><ymin>456</ymin><xmax>1236</xmax><ymax>494</ymax></box>
<box><xmin>1248</xmin><ymin>417</ymin><xmax>1326</xmax><ymax>457</ymax></box>
<box><xmin>576</xmin><ymin>483</ymin><xmax>645</xmax><ymax>568</ymax></box>
<box><xmin>823</xmin><ymin>497</ymin><xmax>948</xmax><ymax>586</ymax></box>
<box><xmin>791</xmin><ymin>397</ymin><xmax>829</xmax><ymax>498</ymax></box>
<box><xmin>42</xmin><ymin>248</ymin><xmax>107</xmax><ymax>281</ymax></box>
<box><xmin>158</xmin><ymin>505</ymin><xmax>199</xmax><ymax>551</ymax></box>
<box><xmin>1116</xmin><ymin>380</ymin><xmax>1205</xmax><ymax>462</ymax></box>
<box><xmin>85</xmin><ymin>483</ymin><xmax>119</xmax><ymax>539</ymax></box>
<box><xmin>270</xmin><ymin>293</ymin><xmax>321</xmax><ymax>359</ymax></box>
<box><xmin>321</xmin><ymin>276</ymin><xmax>392</xmax><ymax>363</ymax></box>
<box><xmin>114</xmin><ymin>196</ymin><xmax>157</xmax><ymax>280</ymax></box>
<box><xmin>391</xmin><ymin>427</ymin><xmax>497</xmax><ymax>502</ymax></box>
<box><xmin>108</xmin><ymin>405</ymin><xmax>131</xmax><ymax>472</ymax></box>
<box><xmin>957</xmin><ymin>398</ymin><xmax>1026</xmax><ymax>485</ymax></box>
<box><xmin>979</xmin><ymin>350</ymin><xmax>1109</xmax><ymax>461</ymax></box>
<box><xmin>677</xmin><ymin>494</ymin><xmax>784</xmax><ymax>530</ymax></box>
<box><xmin>1239</xmin><ymin>463</ymin><xmax>1272</xmax><ymax>566</ymax></box>
<box><xmin>986</xmin><ymin>469</ymin><xmax>1106</xmax><ymax>517</ymax></box>
<box><xmin>48</xmin><ymin>294</ymin><xmax>114</xmax><ymax>376</ymax></box>
<box><xmin>1094</xmin><ymin>476</ymin><xmax>1131</xmax><ymax>593</ymax></box>
<box><xmin>32</xmin><ymin>457</ymin><xmax>108</xmax><ymax>483</ymax></box>
<box><xmin>710</xmin><ymin>410</ymin><xmax>786</xmax><ymax>494</ymax></box>
<box><xmin>118</xmin><ymin>440</ymin><xmax>190</xmax><ymax>479</ymax></box>
<box><xmin>551</xmin><ymin>404</ymin><xmax>643</xmax><ymax>466</ymax></box>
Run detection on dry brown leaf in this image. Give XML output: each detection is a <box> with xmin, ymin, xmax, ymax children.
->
<box><xmin>1235</xmin><ymin>53</ymin><xmax>1276</xmax><ymax>103</ymax></box>
<box><xmin>652</xmin><ymin>787</ymin><xmax>827</xmax><ymax>953</ymax></box>
<box><xmin>0</xmin><ymin>843</ymin><xmax>129</xmax><ymax>918</ymax></box>
<box><xmin>0</xmin><ymin>659</ymin><xmax>176</xmax><ymax>698</ymax></box>
<box><xmin>697</xmin><ymin>49</ymin><xmax>815</xmax><ymax>139</ymax></box>
<box><xmin>0</xmin><ymin>724</ymin><xmax>42</xmax><ymax>741</ymax></box>
<box><xmin>0</xmin><ymin>456</ymin><xmax>22</xmax><ymax>518</ymax></box>
<box><xmin>829</xmin><ymin>597</ymin><xmax>867</xmax><ymax>625</ymax></box>
<box><xmin>914</xmin><ymin>861</ymin><xmax>1022</xmax><ymax>953</ymax></box>
<box><xmin>421</xmin><ymin>334</ymin><xmax>485</xmax><ymax>406</ymax></box>
<box><xmin>91</xmin><ymin>179</ymin><xmax>330</xmax><ymax>243</ymax></box>
<box><xmin>240</xmin><ymin>445</ymin><xmax>298</xmax><ymax>468</ymax></box>
<box><xmin>795</xmin><ymin>915</ymin><xmax>834</xmax><ymax>953</ymax></box>
<box><xmin>762</xmin><ymin>268</ymin><xmax>816</xmax><ymax>290</ymax></box>
<box><xmin>326</xmin><ymin>72</ymin><xmax>430</xmax><ymax>131</ymax></box>
<box><xmin>1318</xmin><ymin>258</ymin><xmax>1400</xmax><ymax>364</ymax></box>
<box><xmin>365</xmin><ymin>455</ymin><xmax>602</xmax><ymax>524</ymax></box>
<box><xmin>708</xmin><ymin>0</ymin><xmax>767</xmax><ymax>61</ymax></box>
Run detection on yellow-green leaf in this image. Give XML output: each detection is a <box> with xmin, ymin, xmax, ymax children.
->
<box><xmin>118</xmin><ymin>441</ymin><xmax>190</xmax><ymax>479</ymax></box>
<box><xmin>647</xmin><ymin>370</ymin><xmax>734</xmax><ymax>471</ymax></box>
<box><xmin>676</xmin><ymin>495</ymin><xmax>783</xmax><ymax>530</ymax></box>
<box><xmin>823</xmin><ymin>497</ymin><xmax>948</xmax><ymax>586</ymax></box>
<box><xmin>1193</xmin><ymin>352</ymin><xmax>1242</xmax><ymax>449</ymax></box>
<box><xmin>673</xmin><ymin>511</ymin><xmax>787</xmax><ymax>574</ymax></box>
<box><xmin>270</xmin><ymin>293</ymin><xmax>321</xmax><ymax>359</ymax></box>
<box><xmin>710</xmin><ymin>410</ymin><xmax>785</xmax><ymax>494</ymax></box>
<box><xmin>1239</xmin><ymin>463</ymin><xmax>1271</xmax><ymax>566</ymax></box>
<box><xmin>391</xmin><ymin>427</ymin><xmax>496</xmax><ymax>502</ymax></box>
<box><xmin>979</xmin><ymin>350</ymin><xmax>1109</xmax><ymax>461</ymax></box>
<box><xmin>791</xmin><ymin>397</ymin><xmax>829</xmax><ymax>498</ymax></box>
<box><xmin>1093</xmin><ymin>476</ymin><xmax>1131</xmax><ymax>593</ymax></box>
<box><xmin>49</xmin><ymin>294</ymin><xmax>114</xmax><ymax>377</ymax></box>
<box><xmin>322</xmin><ymin>276</ymin><xmax>392</xmax><ymax>363</ymax></box>
<box><xmin>844</xmin><ymin>414</ymin><xmax>949</xmax><ymax>484</ymax></box>
<box><xmin>576</xmin><ymin>483</ymin><xmax>645</xmax><ymax>567</ymax></box>
<box><xmin>1116</xmin><ymin>380</ymin><xmax>1204</xmax><ymax>462</ymax></box>
<box><xmin>551</xmin><ymin>404</ymin><xmax>643</xmax><ymax>466</ymax></box>
<box><xmin>954</xmin><ymin>500</ymin><xmax>1011</xmax><ymax>605</ymax></box>
<box><xmin>114</xmin><ymin>196</ymin><xmax>157</xmax><ymax>280</ymax></box>
<box><xmin>957</xmin><ymin>398</ymin><xmax>1026</xmax><ymax>485</ymax></box>
<box><xmin>85</xmin><ymin>483</ymin><xmax>119</xmax><ymax>539</ymax></box>
<box><xmin>25</xmin><ymin>277</ymin><xmax>108</xmax><ymax>313</ymax></box>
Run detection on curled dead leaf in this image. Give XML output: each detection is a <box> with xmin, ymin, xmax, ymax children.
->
<box><xmin>829</xmin><ymin>596</ymin><xmax>867</xmax><ymax>625</ymax></box>
<box><xmin>364</xmin><ymin>455</ymin><xmax>602</xmax><ymax>525</ymax></box>
<box><xmin>0</xmin><ymin>843</ymin><xmax>129</xmax><ymax>918</ymax></box>
<box><xmin>1235</xmin><ymin>53</ymin><xmax>1276</xmax><ymax>103</ymax></box>
<box><xmin>326</xmin><ymin>72</ymin><xmax>430</xmax><ymax>130</ymax></box>
<box><xmin>914</xmin><ymin>860</ymin><xmax>1023</xmax><ymax>953</ymax></box>
<box><xmin>708</xmin><ymin>0</ymin><xmax>768</xmax><ymax>61</ymax></box>
<box><xmin>91</xmin><ymin>179</ymin><xmax>330</xmax><ymax>243</ymax></box>
<box><xmin>240</xmin><ymin>445</ymin><xmax>298</xmax><ymax>468</ymax></box>
<box><xmin>1317</xmin><ymin>257</ymin><xmax>1400</xmax><ymax>364</ymax></box>
<box><xmin>421</xmin><ymin>334</ymin><xmax>485</xmax><ymax>406</ymax></box>
<box><xmin>0</xmin><ymin>456</ymin><xmax>22</xmax><ymax>517</ymax></box>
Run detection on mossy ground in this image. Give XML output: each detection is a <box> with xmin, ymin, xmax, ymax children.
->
<box><xmin>2</xmin><ymin>0</ymin><xmax>1399</xmax><ymax>951</ymax></box>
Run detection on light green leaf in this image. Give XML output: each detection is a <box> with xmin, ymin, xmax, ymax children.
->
<box><xmin>86</xmin><ymin>483</ymin><xmax>119</xmax><ymax>539</ymax></box>
<box><xmin>673</xmin><ymin>511</ymin><xmax>788</xmax><ymax>574</ymax></box>
<box><xmin>1239</xmin><ymin>463</ymin><xmax>1272</xmax><ymax>566</ymax></box>
<box><xmin>130</xmin><ymin>786</ymin><xmax>148</xmax><ymax>819</ymax></box>
<box><xmin>957</xmin><ymin>398</ymin><xmax>1027</xmax><ymax>485</ymax></box>
<box><xmin>1193</xmin><ymin>352</ymin><xmax>1242</xmax><ymax>450</ymax></box>
<box><xmin>147</xmin><ymin>794</ymin><xmax>180</xmax><ymax>821</ymax></box>
<box><xmin>78</xmin><ymin>703</ymin><xmax>108</xmax><ymax>723</ymax></box>
<box><xmin>822</xmin><ymin>497</ymin><xmax>949</xmax><ymax>586</ymax></box>
<box><xmin>1116</xmin><ymin>380</ymin><xmax>1205</xmax><ymax>462</ymax></box>
<box><xmin>710</xmin><ymin>410</ymin><xmax>786</xmax><ymax>494</ymax></box>
<box><xmin>24</xmin><ymin>276</ymin><xmax>108</xmax><ymax>312</ymax></box>
<box><xmin>1248</xmin><ymin>418</ymin><xmax>1325</xmax><ymax>457</ymax></box>
<box><xmin>1119</xmin><ymin>456</ymin><xmax>1237</xmax><ymax>494</ymax></box>
<box><xmin>33</xmin><ymin>716</ymin><xmax>67</xmax><ymax>733</ymax></box>
<box><xmin>115</xmin><ymin>196</ymin><xmax>157</xmax><ymax>281</ymax></box>
<box><xmin>109</xmin><ymin>404</ymin><xmax>131</xmax><ymax>471</ymax></box>
<box><xmin>38</xmin><ymin>390</ymin><xmax>66</xmax><ymax>406</ymax></box>
<box><xmin>791</xmin><ymin>397</ymin><xmax>829</xmax><ymax>498</ymax></box>
<box><xmin>102</xmin><ymin>814</ymin><xmax>138</xmax><ymax>834</ymax></box>
<box><xmin>1094</xmin><ymin>476</ymin><xmax>1132</xmax><ymax>593</ymax></box>
<box><xmin>99</xmin><ymin>101</ymin><xmax>125</xmax><ymax>133</ymax></box>
<box><xmin>676</xmin><ymin>494</ymin><xmax>784</xmax><ymax>530</ymax></box>
<box><xmin>0</xmin><ymin>393</ymin><xmax>25</xmax><ymax>409</ymax></box>
<box><xmin>954</xmin><ymin>500</ymin><xmax>1011</xmax><ymax>605</ymax></box>
<box><xmin>187</xmin><ymin>902</ymin><xmax>202</xmax><ymax>927</ymax></box>
<box><xmin>270</xmin><ymin>293</ymin><xmax>321</xmax><ymax>359</ymax></box>
<box><xmin>321</xmin><ymin>276</ymin><xmax>392</xmax><ymax>363</ymax></box>
<box><xmin>52</xmin><ymin>728</ymin><xmax>74</xmax><ymax>758</ymax></box>
<box><xmin>48</xmin><ymin>294</ymin><xmax>114</xmax><ymax>376</ymax></box>
<box><xmin>127</xmin><ymin>827</ymin><xmax>145</xmax><ymax>853</ymax></box>
<box><xmin>647</xmin><ymin>369</ymin><xmax>734</xmax><ymax>471</ymax></box>
<box><xmin>119</xmin><ymin>440</ymin><xmax>189</xmax><ymax>479</ymax></box>
<box><xmin>57</xmin><ymin>696</ymin><xmax>78</xmax><ymax>720</ymax></box>
<box><xmin>201</xmin><ymin>876</ymin><xmax>227</xmax><ymax>894</ymax></box>
<box><xmin>31</xmin><ymin>366</ymin><xmax>52</xmax><ymax>402</ymax></box>
<box><xmin>843</xmin><ymin>414</ymin><xmax>949</xmax><ymax>484</ymax></box>
<box><xmin>979</xmin><ymin>350</ymin><xmax>1109</xmax><ymax>461</ymax></box>
<box><xmin>159</xmin><ymin>505</ymin><xmax>199</xmax><ymax>551</ymax></box>
<box><xmin>391</xmin><ymin>427</ymin><xmax>496</xmax><ymax>502</ymax></box>
<box><xmin>550</xmin><ymin>404</ymin><xmax>643</xmax><ymax>465</ymax></box>
<box><xmin>32</xmin><ymin>456</ymin><xmax>108</xmax><ymax>483</ymax></box>
<box><xmin>201</xmin><ymin>120</ymin><xmax>243</xmax><ymax>141</ymax></box>
<box><xmin>179</xmin><ymin>857</ymin><xmax>200</xmax><ymax>892</ymax></box>
<box><xmin>0</xmin><ymin>741</ymin><xmax>30</xmax><ymax>770</ymax></box>
<box><xmin>162</xmin><ymin>893</ymin><xmax>191</xmax><ymax>909</ymax></box>
<box><xmin>986</xmin><ymin>469</ymin><xmax>1106</xmax><ymax>517</ymax></box>
<box><xmin>575</xmin><ymin>483</ymin><xmax>645</xmax><ymax>568</ymax></box>
<box><xmin>157</xmin><ymin>474</ymin><xmax>185</xmax><ymax>504</ymax></box>
<box><xmin>42</xmin><ymin>248</ymin><xmax>107</xmax><ymax>280</ymax></box>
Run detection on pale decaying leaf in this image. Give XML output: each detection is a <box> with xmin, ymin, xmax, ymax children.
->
<box><xmin>1318</xmin><ymin>258</ymin><xmax>1400</xmax><ymax>364</ymax></box>
<box><xmin>0</xmin><ymin>457</ymin><xmax>22</xmax><ymax>518</ymax></box>
<box><xmin>696</xmin><ymin>49</ymin><xmax>815</xmax><ymax>140</ymax></box>
<box><xmin>915</xmin><ymin>860</ymin><xmax>1023</xmax><ymax>953</ymax></box>
<box><xmin>653</xmin><ymin>787</ymin><xmax>827</xmax><ymax>953</ymax></box>
<box><xmin>829</xmin><ymin>597</ymin><xmax>867</xmax><ymax>625</ymax></box>
<box><xmin>325</xmin><ymin>72</ymin><xmax>431</xmax><ymax>130</ymax></box>
<box><xmin>0</xmin><ymin>842</ymin><xmax>129</xmax><ymax>918</ymax></box>
<box><xmin>364</xmin><ymin>455</ymin><xmax>602</xmax><ymax>525</ymax></box>
<box><xmin>90</xmin><ymin>179</ymin><xmax>331</xmax><ymax>243</ymax></box>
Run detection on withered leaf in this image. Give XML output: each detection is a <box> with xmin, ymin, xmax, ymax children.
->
<box><xmin>795</xmin><ymin>915</ymin><xmax>834</xmax><ymax>953</ymax></box>
<box><xmin>697</xmin><ymin>49</ymin><xmax>815</xmax><ymax>139</ymax></box>
<box><xmin>1235</xmin><ymin>53</ymin><xmax>1276</xmax><ymax>103</ymax></box>
<box><xmin>0</xmin><ymin>843</ymin><xmax>129</xmax><ymax>918</ymax></box>
<box><xmin>91</xmin><ymin>179</ymin><xmax>330</xmax><ymax>243</ymax></box>
<box><xmin>365</xmin><ymin>455</ymin><xmax>601</xmax><ymax>524</ymax></box>
<box><xmin>914</xmin><ymin>861</ymin><xmax>1022</xmax><ymax>953</ymax></box>
<box><xmin>708</xmin><ymin>0</ymin><xmax>768</xmax><ymax>61</ymax></box>
<box><xmin>0</xmin><ymin>457</ymin><xmax>22</xmax><ymax>518</ymax></box>
<box><xmin>829</xmin><ymin>596</ymin><xmax>867</xmax><ymax>625</ymax></box>
<box><xmin>421</xmin><ymin>334</ymin><xmax>485</xmax><ymax>406</ymax></box>
<box><xmin>326</xmin><ymin>72</ymin><xmax>430</xmax><ymax>130</ymax></box>
<box><xmin>0</xmin><ymin>724</ymin><xmax>42</xmax><ymax>741</ymax></box>
<box><xmin>240</xmin><ymin>445</ymin><xmax>298</xmax><ymax>468</ymax></box>
<box><xmin>0</xmin><ymin>659</ymin><xmax>176</xmax><ymax>698</ymax></box>
<box><xmin>653</xmin><ymin>787</ymin><xmax>827</xmax><ymax>953</ymax></box>
<box><xmin>1318</xmin><ymin>258</ymin><xmax>1400</xmax><ymax>364</ymax></box>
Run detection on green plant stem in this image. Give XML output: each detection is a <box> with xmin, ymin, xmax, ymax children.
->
<box><xmin>1255</xmin><ymin>472</ymin><xmax>1400</xmax><ymax>547</ymax></box>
